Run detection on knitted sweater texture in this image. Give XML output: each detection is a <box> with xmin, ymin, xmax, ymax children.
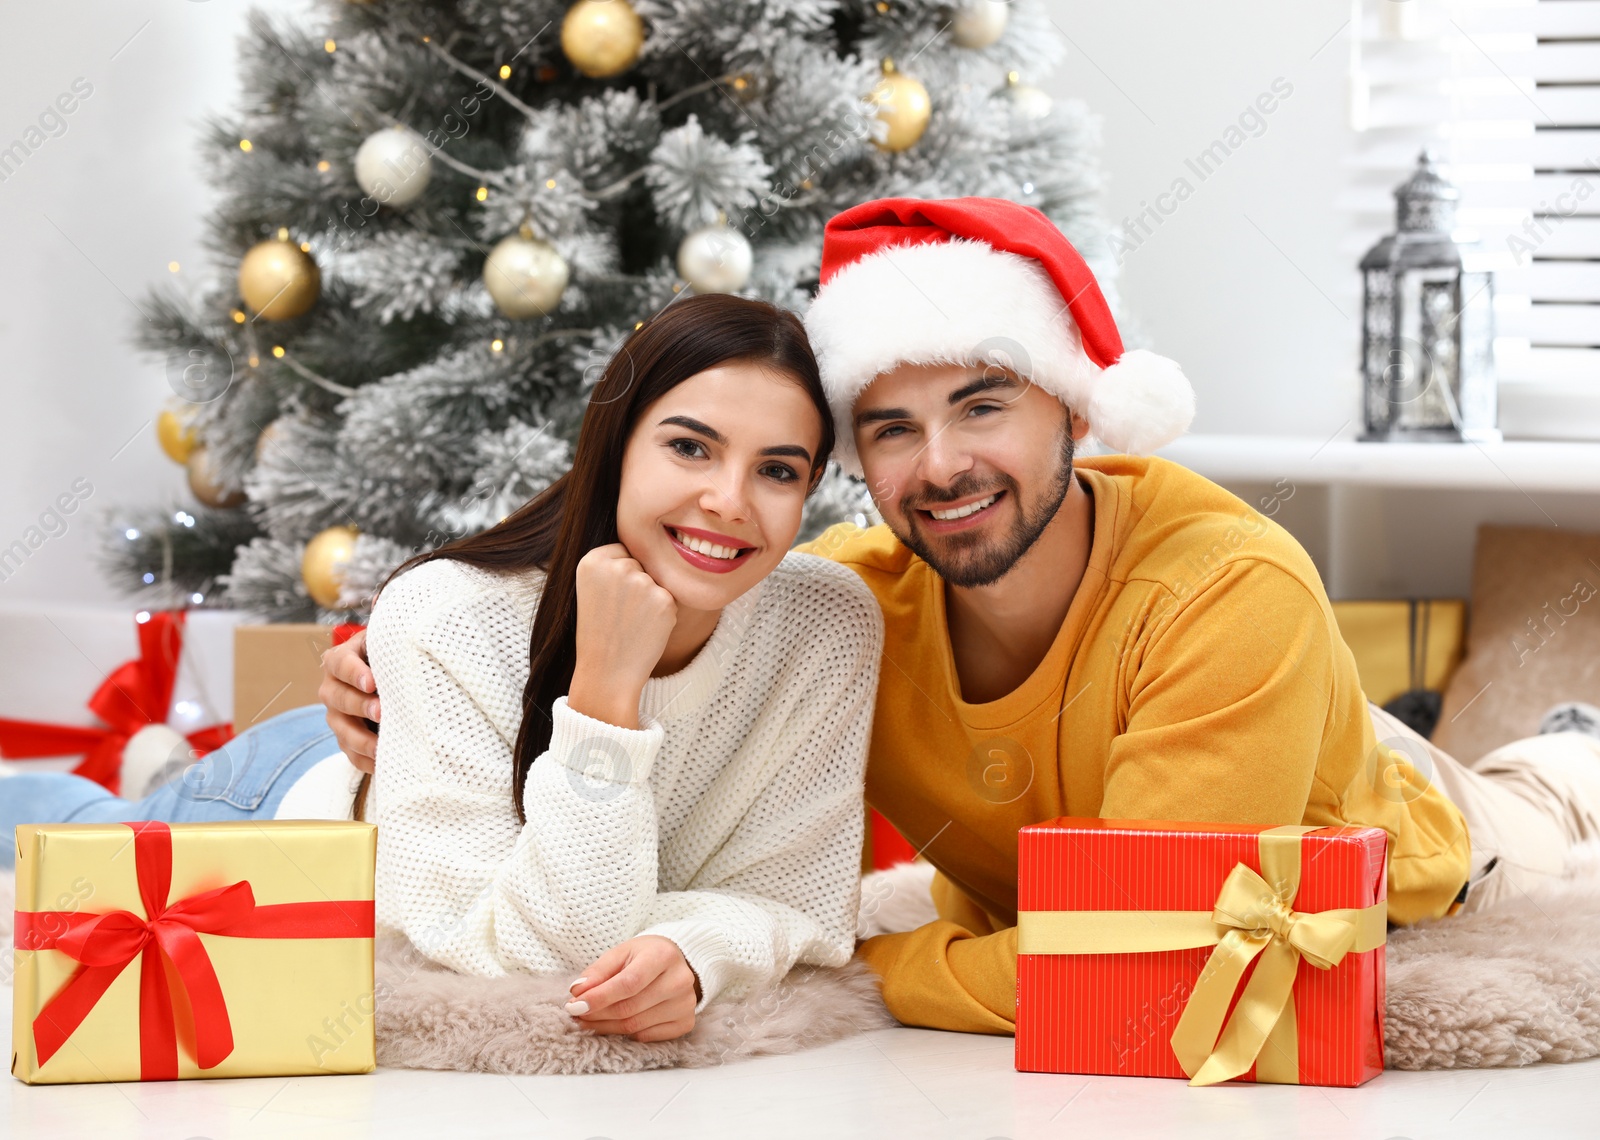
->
<box><xmin>363</xmin><ymin>552</ymin><xmax>883</xmax><ymax>1012</ymax></box>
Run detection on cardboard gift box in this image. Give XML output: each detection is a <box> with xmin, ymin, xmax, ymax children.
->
<box><xmin>12</xmin><ymin>819</ymin><xmax>376</xmax><ymax>1084</ymax></box>
<box><xmin>233</xmin><ymin>623</ymin><xmax>337</xmax><ymax>732</ymax></box>
<box><xmin>1015</xmin><ymin>818</ymin><xmax>1387</xmax><ymax>1087</ymax></box>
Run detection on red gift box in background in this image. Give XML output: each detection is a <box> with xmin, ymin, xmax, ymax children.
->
<box><xmin>1015</xmin><ymin>818</ymin><xmax>1387</xmax><ymax>1087</ymax></box>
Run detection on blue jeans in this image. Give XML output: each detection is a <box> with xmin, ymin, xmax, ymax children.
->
<box><xmin>0</xmin><ymin>704</ymin><xmax>338</xmax><ymax>869</ymax></box>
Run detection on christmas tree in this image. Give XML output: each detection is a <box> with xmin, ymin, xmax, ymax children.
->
<box><xmin>106</xmin><ymin>0</ymin><xmax>1118</xmax><ymax>622</ymax></box>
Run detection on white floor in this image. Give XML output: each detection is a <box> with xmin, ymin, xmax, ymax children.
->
<box><xmin>7</xmin><ymin>1017</ymin><xmax>1599</xmax><ymax>1140</ymax></box>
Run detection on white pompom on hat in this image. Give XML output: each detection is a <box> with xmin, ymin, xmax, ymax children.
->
<box><xmin>803</xmin><ymin>196</ymin><xmax>1196</xmax><ymax>477</ymax></box>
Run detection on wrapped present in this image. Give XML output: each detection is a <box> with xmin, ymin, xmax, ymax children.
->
<box><xmin>863</xmin><ymin>805</ymin><xmax>919</xmax><ymax>872</ymax></box>
<box><xmin>1330</xmin><ymin>598</ymin><xmax>1466</xmax><ymax>707</ymax></box>
<box><xmin>1015</xmin><ymin>818</ymin><xmax>1387</xmax><ymax>1087</ymax></box>
<box><xmin>233</xmin><ymin>621</ymin><xmax>364</xmax><ymax>732</ymax></box>
<box><xmin>12</xmin><ymin>819</ymin><xmax>376</xmax><ymax>1084</ymax></box>
<box><xmin>1330</xmin><ymin>598</ymin><xmax>1466</xmax><ymax>737</ymax></box>
<box><xmin>0</xmin><ymin>609</ymin><xmax>235</xmax><ymax>793</ymax></box>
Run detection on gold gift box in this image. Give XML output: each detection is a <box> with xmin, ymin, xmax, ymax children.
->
<box><xmin>12</xmin><ymin>819</ymin><xmax>376</xmax><ymax>1085</ymax></box>
<box><xmin>1330</xmin><ymin>598</ymin><xmax>1466</xmax><ymax>707</ymax></box>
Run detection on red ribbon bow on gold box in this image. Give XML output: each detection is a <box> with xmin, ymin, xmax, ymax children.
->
<box><xmin>0</xmin><ymin>610</ymin><xmax>233</xmax><ymax>792</ymax></box>
<box><xmin>13</xmin><ymin>819</ymin><xmax>377</xmax><ymax>1083</ymax></box>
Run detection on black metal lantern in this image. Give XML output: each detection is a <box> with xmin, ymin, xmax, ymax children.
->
<box><xmin>1359</xmin><ymin>150</ymin><xmax>1499</xmax><ymax>443</ymax></box>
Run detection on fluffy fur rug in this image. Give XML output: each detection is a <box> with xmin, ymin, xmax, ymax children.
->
<box><xmin>5</xmin><ymin>845</ymin><xmax>1600</xmax><ymax>1075</ymax></box>
<box><xmin>369</xmin><ymin>934</ymin><xmax>892</xmax><ymax>1074</ymax></box>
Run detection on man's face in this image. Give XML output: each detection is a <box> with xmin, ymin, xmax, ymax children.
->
<box><xmin>852</xmin><ymin>361</ymin><xmax>1090</xmax><ymax>588</ymax></box>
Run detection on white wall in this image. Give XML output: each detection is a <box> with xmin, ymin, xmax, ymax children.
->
<box><xmin>4</xmin><ymin>1</ymin><xmax>1551</xmax><ymax>609</ymax></box>
<box><xmin>0</xmin><ymin>0</ymin><xmax>313</xmax><ymax>609</ymax></box>
<box><xmin>1040</xmin><ymin>0</ymin><xmax>1362</xmax><ymax>439</ymax></box>
<box><xmin>1040</xmin><ymin>0</ymin><xmax>1599</xmax><ymax>600</ymax></box>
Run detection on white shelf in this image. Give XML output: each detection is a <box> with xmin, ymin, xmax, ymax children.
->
<box><xmin>1141</xmin><ymin>432</ymin><xmax>1600</xmax><ymax>494</ymax></box>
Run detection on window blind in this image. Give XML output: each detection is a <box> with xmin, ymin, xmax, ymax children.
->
<box><xmin>1350</xmin><ymin>0</ymin><xmax>1600</xmax><ymax>439</ymax></box>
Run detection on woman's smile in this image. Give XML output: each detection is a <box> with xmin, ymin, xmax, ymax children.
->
<box><xmin>665</xmin><ymin>524</ymin><xmax>758</xmax><ymax>574</ymax></box>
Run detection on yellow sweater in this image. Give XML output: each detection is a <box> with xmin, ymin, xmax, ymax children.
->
<box><xmin>795</xmin><ymin>453</ymin><xmax>1471</xmax><ymax>1035</ymax></box>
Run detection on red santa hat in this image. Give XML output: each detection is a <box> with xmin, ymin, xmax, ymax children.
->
<box><xmin>804</xmin><ymin>196</ymin><xmax>1196</xmax><ymax>477</ymax></box>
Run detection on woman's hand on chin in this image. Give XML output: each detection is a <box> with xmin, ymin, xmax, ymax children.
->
<box><xmin>563</xmin><ymin>934</ymin><xmax>700</xmax><ymax>1043</ymax></box>
<box><xmin>568</xmin><ymin>543</ymin><xmax>678</xmax><ymax>729</ymax></box>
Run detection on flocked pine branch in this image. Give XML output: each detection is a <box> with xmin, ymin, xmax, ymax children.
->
<box><xmin>108</xmin><ymin>0</ymin><xmax>1118</xmax><ymax>620</ymax></box>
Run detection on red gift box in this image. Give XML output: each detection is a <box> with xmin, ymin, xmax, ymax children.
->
<box><xmin>1015</xmin><ymin>818</ymin><xmax>1388</xmax><ymax>1087</ymax></box>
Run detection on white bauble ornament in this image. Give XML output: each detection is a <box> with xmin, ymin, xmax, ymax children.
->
<box><xmin>121</xmin><ymin>723</ymin><xmax>193</xmax><ymax>801</ymax></box>
<box><xmin>677</xmin><ymin>225</ymin><xmax>752</xmax><ymax>293</ymax></box>
<box><xmin>1005</xmin><ymin>75</ymin><xmax>1053</xmax><ymax>120</ymax></box>
<box><xmin>354</xmin><ymin>125</ymin><xmax>433</xmax><ymax>207</ymax></box>
<box><xmin>949</xmin><ymin>1</ymin><xmax>1009</xmax><ymax>49</ymax></box>
<box><xmin>483</xmin><ymin>226</ymin><xmax>570</xmax><ymax>318</ymax></box>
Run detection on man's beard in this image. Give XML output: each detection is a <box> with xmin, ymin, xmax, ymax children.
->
<box><xmin>888</xmin><ymin>427</ymin><xmax>1076</xmax><ymax>589</ymax></box>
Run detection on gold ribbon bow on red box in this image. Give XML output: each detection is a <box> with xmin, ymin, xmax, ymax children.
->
<box><xmin>1017</xmin><ymin>824</ymin><xmax>1387</xmax><ymax>1086</ymax></box>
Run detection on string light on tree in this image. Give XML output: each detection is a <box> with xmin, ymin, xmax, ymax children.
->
<box><xmin>302</xmin><ymin>524</ymin><xmax>360</xmax><ymax>609</ymax></box>
<box><xmin>868</xmin><ymin>59</ymin><xmax>931</xmax><ymax>152</ymax></box>
<box><xmin>113</xmin><ymin>0</ymin><xmax>1108</xmax><ymax>623</ymax></box>
<box><xmin>948</xmin><ymin>0</ymin><xmax>1009</xmax><ymax>48</ymax></box>
<box><xmin>483</xmin><ymin>221</ymin><xmax>570</xmax><ymax>319</ymax></box>
<box><xmin>677</xmin><ymin>220</ymin><xmax>752</xmax><ymax>294</ymax></box>
<box><xmin>186</xmin><ymin>446</ymin><xmax>246</xmax><ymax>509</ymax></box>
<box><xmin>561</xmin><ymin>0</ymin><xmax>645</xmax><ymax>79</ymax></box>
<box><xmin>238</xmin><ymin>234</ymin><xmax>320</xmax><ymax>320</ymax></box>
<box><xmin>1004</xmin><ymin>70</ymin><xmax>1053</xmax><ymax>120</ymax></box>
<box><xmin>354</xmin><ymin>125</ymin><xmax>433</xmax><ymax>208</ymax></box>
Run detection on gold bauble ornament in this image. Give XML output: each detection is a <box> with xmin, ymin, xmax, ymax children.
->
<box><xmin>156</xmin><ymin>408</ymin><xmax>197</xmax><ymax>465</ymax></box>
<box><xmin>868</xmin><ymin>60</ymin><xmax>931</xmax><ymax>153</ymax></box>
<box><xmin>238</xmin><ymin>238</ymin><xmax>321</xmax><ymax>321</ymax></box>
<box><xmin>302</xmin><ymin>524</ymin><xmax>360</xmax><ymax>609</ymax></box>
<box><xmin>186</xmin><ymin>446</ymin><xmax>246</xmax><ymax>509</ymax></box>
<box><xmin>483</xmin><ymin>225</ymin><xmax>570</xmax><ymax>319</ymax></box>
<box><xmin>561</xmin><ymin>0</ymin><xmax>645</xmax><ymax>79</ymax></box>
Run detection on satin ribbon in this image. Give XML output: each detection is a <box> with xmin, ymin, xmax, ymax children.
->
<box><xmin>13</xmin><ymin>820</ymin><xmax>375</xmax><ymax>1081</ymax></box>
<box><xmin>332</xmin><ymin>622</ymin><xmax>365</xmax><ymax>646</ymax></box>
<box><xmin>1017</xmin><ymin>824</ymin><xmax>1386</xmax><ymax>1087</ymax></box>
<box><xmin>0</xmin><ymin>610</ymin><xmax>234</xmax><ymax>792</ymax></box>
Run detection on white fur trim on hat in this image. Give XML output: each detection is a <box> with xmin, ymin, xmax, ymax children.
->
<box><xmin>1087</xmin><ymin>348</ymin><xmax>1197</xmax><ymax>456</ymax></box>
<box><xmin>804</xmin><ymin>238</ymin><xmax>1193</xmax><ymax>477</ymax></box>
<box><xmin>804</xmin><ymin>239</ymin><xmax>1091</xmax><ymax>477</ymax></box>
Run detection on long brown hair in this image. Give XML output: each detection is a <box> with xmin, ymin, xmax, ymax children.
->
<box><xmin>357</xmin><ymin>293</ymin><xmax>833</xmax><ymax>823</ymax></box>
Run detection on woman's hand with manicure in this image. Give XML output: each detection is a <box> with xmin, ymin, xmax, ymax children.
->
<box><xmin>564</xmin><ymin>936</ymin><xmax>699</xmax><ymax>1042</ymax></box>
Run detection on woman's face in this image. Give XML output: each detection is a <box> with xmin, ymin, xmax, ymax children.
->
<box><xmin>615</xmin><ymin>361</ymin><xmax>824</xmax><ymax>613</ymax></box>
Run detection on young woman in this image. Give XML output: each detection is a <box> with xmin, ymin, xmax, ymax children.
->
<box><xmin>0</xmin><ymin>293</ymin><xmax>884</xmax><ymax>1045</ymax></box>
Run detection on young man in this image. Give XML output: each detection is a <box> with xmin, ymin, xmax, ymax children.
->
<box><xmin>318</xmin><ymin>196</ymin><xmax>1600</xmax><ymax>1036</ymax></box>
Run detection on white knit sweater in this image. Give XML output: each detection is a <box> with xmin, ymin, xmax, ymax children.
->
<box><xmin>360</xmin><ymin>552</ymin><xmax>883</xmax><ymax>1013</ymax></box>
